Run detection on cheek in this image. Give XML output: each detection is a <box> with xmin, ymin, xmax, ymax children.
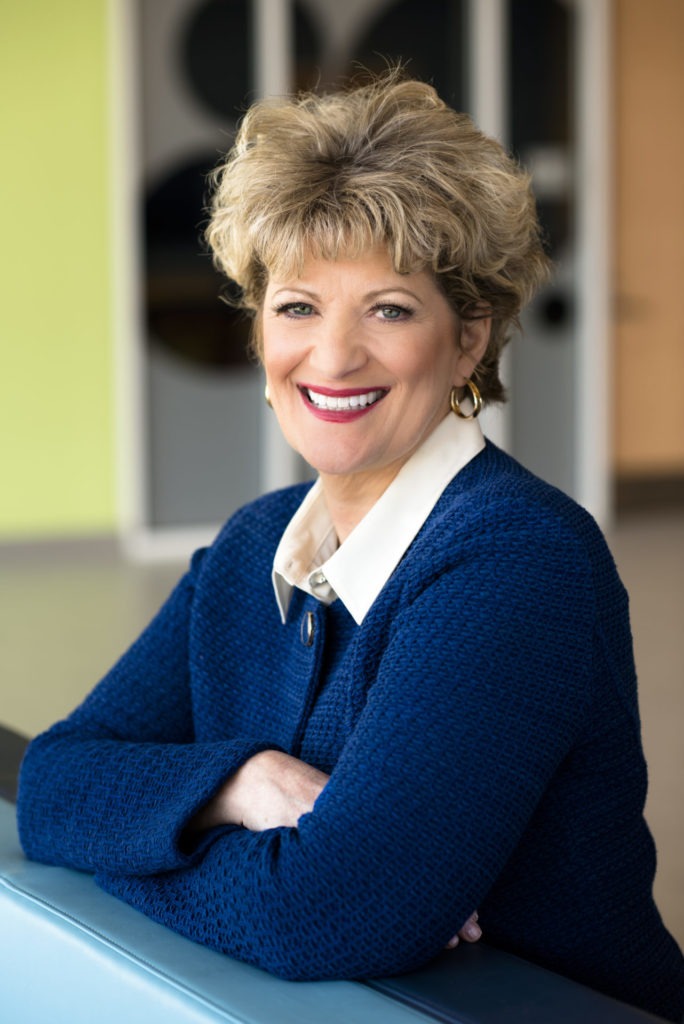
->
<box><xmin>263</xmin><ymin>335</ymin><xmax>304</xmax><ymax>385</ymax></box>
<box><xmin>399</xmin><ymin>341</ymin><xmax>457</xmax><ymax>388</ymax></box>
<box><xmin>261</xmin><ymin>324</ymin><xmax>284</xmax><ymax>372</ymax></box>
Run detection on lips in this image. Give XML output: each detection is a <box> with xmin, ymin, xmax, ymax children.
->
<box><xmin>298</xmin><ymin>384</ymin><xmax>389</xmax><ymax>421</ymax></box>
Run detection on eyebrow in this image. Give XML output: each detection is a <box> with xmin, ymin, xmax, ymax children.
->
<box><xmin>269</xmin><ymin>285</ymin><xmax>423</xmax><ymax>303</ymax></box>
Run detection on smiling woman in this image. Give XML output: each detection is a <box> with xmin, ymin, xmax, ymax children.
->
<box><xmin>16</xmin><ymin>71</ymin><xmax>684</xmax><ymax>1021</ymax></box>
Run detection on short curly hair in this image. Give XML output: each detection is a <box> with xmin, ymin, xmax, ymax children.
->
<box><xmin>206</xmin><ymin>71</ymin><xmax>551</xmax><ymax>403</ymax></box>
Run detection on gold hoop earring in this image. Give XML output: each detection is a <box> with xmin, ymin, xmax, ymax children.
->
<box><xmin>450</xmin><ymin>380</ymin><xmax>482</xmax><ymax>420</ymax></box>
<box><xmin>264</xmin><ymin>383</ymin><xmax>273</xmax><ymax>408</ymax></box>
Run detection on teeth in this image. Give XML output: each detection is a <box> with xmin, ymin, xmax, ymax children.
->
<box><xmin>306</xmin><ymin>388</ymin><xmax>384</xmax><ymax>411</ymax></box>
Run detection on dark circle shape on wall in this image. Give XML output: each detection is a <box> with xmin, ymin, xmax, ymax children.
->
<box><xmin>510</xmin><ymin>0</ymin><xmax>572</xmax><ymax>150</ymax></box>
<box><xmin>181</xmin><ymin>0</ymin><xmax>251</xmax><ymax>120</ymax></box>
<box><xmin>539</xmin><ymin>291</ymin><xmax>572</xmax><ymax>331</ymax></box>
<box><xmin>534</xmin><ymin>198</ymin><xmax>571</xmax><ymax>262</ymax></box>
<box><xmin>145</xmin><ymin>155</ymin><xmax>252</xmax><ymax>369</ymax></box>
<box><xmin>353</xmin><ymin>0</ymin><xmax>464</xmax><ymax>109</ymax></box>
<box><xmin>292</xmin><ymin>2</ymin><xmax>324</xmax><ymax>93</ymax></box>
<box><xmin>182</xmin><ymin>0</ymin><xmax>321</xmax><ymax>119</ymax></box>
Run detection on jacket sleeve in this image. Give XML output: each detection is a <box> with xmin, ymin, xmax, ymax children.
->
<box><xmin>96</xmin><ymin>521</ymin><xmax>597</xmax><ymax>980</ymax></box>
<box><xmin>17</xmin><ymin>549</ymin><xmax>278</xmax><ymax>875</ymax></box>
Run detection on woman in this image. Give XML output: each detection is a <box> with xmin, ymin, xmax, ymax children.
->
<box><xmin>17</xmin><ymin>74</ymin><xmax>684</xmax><ymax>1020</ymax></box>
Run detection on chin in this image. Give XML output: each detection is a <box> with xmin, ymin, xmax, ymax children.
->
<box><xmin>307</xmin><ymin>459</ymin><xmax>365</xmax><ymax>478</ymax></box>
<box><xmin>292</xmin><ymin>441</ymin><xmax>372</xmax><ymax>479</ymax></box>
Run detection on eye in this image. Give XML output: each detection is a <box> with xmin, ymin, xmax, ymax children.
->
<box><xmin>274</xmin><ymin>301</ymin><xmax>314</xmax><ymax>318</ymax></box>
<box><xmin>371</xmin><ymin>303</ymin><xmax>414</xmax><ymax>321</ymax></box>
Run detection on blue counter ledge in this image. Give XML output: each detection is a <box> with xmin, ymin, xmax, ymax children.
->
<box><xmin>0</xmin><ymin>797</ymin><xmax>665</xmax><ymax>1024</ymax></box>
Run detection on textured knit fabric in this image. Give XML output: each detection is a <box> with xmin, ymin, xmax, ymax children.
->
<box><xmin>17</xmin><ymin>443</ymin><xmax>684</xmax><ymax>1022</ymax></box>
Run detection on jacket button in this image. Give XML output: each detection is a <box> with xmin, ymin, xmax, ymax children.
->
<box><xmin>300</xmin><ymin>611</ymin><xmax>315</xmax><ymax>646</ymax></box>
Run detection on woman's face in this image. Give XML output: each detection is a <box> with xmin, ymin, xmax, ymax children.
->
<box><xmin>261</xmin><ymin>246</ymin><xmax>489</xmax><ymax>490</ymax></box>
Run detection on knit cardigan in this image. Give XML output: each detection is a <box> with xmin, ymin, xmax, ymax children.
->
<box><xmin>17</xmin><ymin>443</ymin><xmax>684</xmax><ymax>1022</ymax></box>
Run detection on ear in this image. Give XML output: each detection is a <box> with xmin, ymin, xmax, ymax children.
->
<box><xmin>453</xmin><ymin>316</ymin><xmax>492</xmax><ymax>384</ymax></box>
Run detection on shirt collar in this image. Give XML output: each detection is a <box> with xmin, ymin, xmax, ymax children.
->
<box><xmin>271</xmin><ymin>481</ymin><xmax>337</xmax><ymax>621</ymax></box>
<box><xmin>272</xmin><ymin>414</ymin><xmax>485</xmax><ymax>625</ymax></box>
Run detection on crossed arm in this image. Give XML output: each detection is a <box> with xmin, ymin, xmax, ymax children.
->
<box><xmin>187</xmin><ymin>747</ymin><xmax>482</xmax><ymax>947</ymax></box>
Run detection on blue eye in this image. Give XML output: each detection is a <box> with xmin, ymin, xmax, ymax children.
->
<box><xmin>373</xmin><ymin>304</ymin><xmax>413</xmax><ymax>320</ymax></box>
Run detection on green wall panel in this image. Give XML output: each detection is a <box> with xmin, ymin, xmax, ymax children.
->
<box><xmin>0</xmin><ymin>0</ymin><xmax>115</xmax><ymax>539</ymax></box>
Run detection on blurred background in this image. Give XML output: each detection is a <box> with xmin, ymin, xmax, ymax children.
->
<box><xmin>1</xmin><ymin>0</ymin><xmax>682</xmax><ymax>946</ymax></box>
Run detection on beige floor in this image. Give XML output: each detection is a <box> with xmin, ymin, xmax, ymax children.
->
<box><xmin>1</xmin><ymin>510</ymin><xmax>682</xmax><ymax>948</ymax></box>
<box><xmin>609</xmin><ymin>511</ymin><xmax>684</xmax><ymax>948</ymax></box>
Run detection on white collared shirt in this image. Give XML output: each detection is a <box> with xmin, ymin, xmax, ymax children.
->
<box><xmin>272</xmin><ymin>414</ymin><xmax>485</xmax><ymax>625</ymax></box>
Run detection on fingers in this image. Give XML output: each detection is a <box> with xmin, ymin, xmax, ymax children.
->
<box><xmin>445</xmin><ymin>911</ymin><xmax>481</xmax><ymax>950</ymax></box>
<box><xmin>460</xmin><ymin>911</ymin><xmax>482</xmax><ymax>942</ymax></box>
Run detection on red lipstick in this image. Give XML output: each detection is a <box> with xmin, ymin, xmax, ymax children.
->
<box><xmin>298</xmin><ymin>384</ymin><xmax>389</xmax><ymax>422</ymax></box>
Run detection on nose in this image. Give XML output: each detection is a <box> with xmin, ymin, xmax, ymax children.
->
<box><xmin>307</xmin><ymin>314</ymin><xmax>368</xmax><ymax>379</ymax></box>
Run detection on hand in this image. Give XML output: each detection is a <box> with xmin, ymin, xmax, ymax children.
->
<box><xmin>445</xmin><ymin>911</ymin><xmax>481</xmax><ymax>949</ymax></box>
<box><xmin>188</xmin><ymin>750</ymin><xmax>330</xmax><ymax>833</ymax></box>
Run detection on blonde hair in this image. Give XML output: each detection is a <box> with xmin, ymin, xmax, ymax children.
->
<box><xmin>206</xmin><ymin>72</ymin><xmax>551</xmax><ymax>402</ymax></box>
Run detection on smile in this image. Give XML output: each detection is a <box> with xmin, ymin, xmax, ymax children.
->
<box><xmin>304</xmin><ymin>387</ymin><xmax>386</xmax><ymax>410</ymax></box>
<box><xmin>298</xmin><ymin>385</ymin><xmax>389</xmax><ymax>422</ymax></box>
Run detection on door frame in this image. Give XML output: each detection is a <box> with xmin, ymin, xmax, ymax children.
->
<box><xmin>574</xmin><ymin>0</ymin><xmax>612</xmax><ymax>525</ymax></box>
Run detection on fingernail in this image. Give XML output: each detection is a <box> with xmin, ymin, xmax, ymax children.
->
<box><xmin>446</xmin><ymin>935</ymin><xmax>460</xmax><ymax>949</ymax></box>
<box><xmin>463</xmin><ymin>922</ymin><xmax>482</xmax><ymax>941</ymax></box>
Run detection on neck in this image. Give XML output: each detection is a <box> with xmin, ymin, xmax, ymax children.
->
<box><xmin>319</xmin><ymin>464</ymin><xmax>404</xmax><ymax>543</ymax></box>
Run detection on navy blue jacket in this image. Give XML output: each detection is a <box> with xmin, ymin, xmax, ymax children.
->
<box><xmin>17</xmin><ymin>443</ymin><xmax>684</xmax><ymax>1021</ymax></box>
